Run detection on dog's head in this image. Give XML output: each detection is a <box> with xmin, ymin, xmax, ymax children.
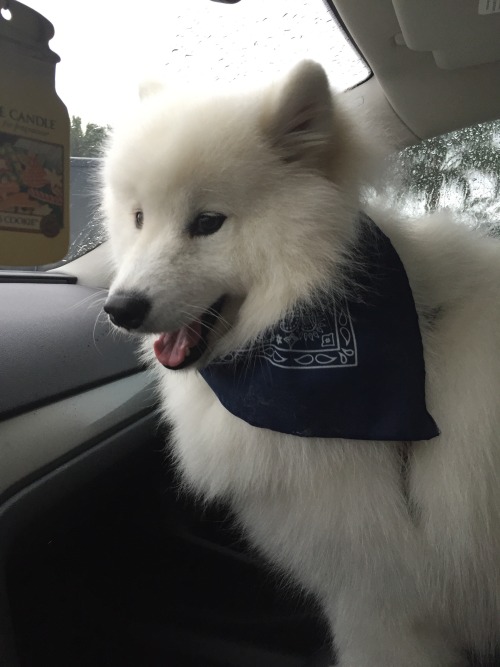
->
<box><xmin>103</xmin><ymin>60</ymin><xmax>358</xmax><ymax>370</ymax></box>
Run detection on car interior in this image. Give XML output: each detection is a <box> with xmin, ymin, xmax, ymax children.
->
<box><xmin>1</xmin><ymin>1</ymin><xmax>500</xmax><ymax>665</ymax></box>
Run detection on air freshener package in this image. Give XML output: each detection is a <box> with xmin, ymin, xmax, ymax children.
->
<box><xmin>0</xmin><ymin>0</ymin><xmax>69</xmax><ymax>266</ymax></box>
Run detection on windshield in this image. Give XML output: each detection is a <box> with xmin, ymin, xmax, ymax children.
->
<box><xmin>28</xmin><ymin>0</ymin><xmax>370</xmax><ymax>128</ymax></box>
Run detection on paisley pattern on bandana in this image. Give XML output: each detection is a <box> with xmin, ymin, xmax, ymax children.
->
<box><xmin>214</xmin><ymin>295</ymin><xmax>357</xmax><ymax>370</ymax></box>
<box><xmin>200</xmin><ymin>213</ymin><xmax>440</xmax><ymax>442</ymax></box>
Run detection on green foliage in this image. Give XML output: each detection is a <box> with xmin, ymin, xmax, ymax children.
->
<box><xmin>70</xmin><ymin>116</ymin><xmax>111</xmax><ymax>158</ymax></box>
<box><xmin>379</xmin><ymin>119</ymin><xmax>500</xmax><ymax>231</ymax></box>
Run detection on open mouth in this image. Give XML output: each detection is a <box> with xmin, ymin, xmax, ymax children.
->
<box><xmin>153</xmin><ymin>297</ymin><xmax>225</xmax><ymax>370</ymax></box>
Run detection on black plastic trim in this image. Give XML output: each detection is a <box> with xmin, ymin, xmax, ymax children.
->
<box><xmin>0</xmin><ymin>271</ymin><xmax>77</xmax><ymax>284</ymax></box>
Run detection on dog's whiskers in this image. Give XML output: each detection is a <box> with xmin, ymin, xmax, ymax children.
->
<box><xmin>66</xmin><ymin>289</ymin><xmax>108</xmax><ymax>312</ymax></box>
<box><xmin>178</xmin><ymin>306</ymin><xmax>232</xmax><ymax>337</ymax></box>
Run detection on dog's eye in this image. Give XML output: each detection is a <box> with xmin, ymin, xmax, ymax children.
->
<box><xmin>188</xmin><ymin>212</ymin><xmax>227</xmax><ymax>237</ymax></box>
<box><xmin>135</xmin><ymin>210</ymin><xmax>144</xmax><ymax>230</ymax></box>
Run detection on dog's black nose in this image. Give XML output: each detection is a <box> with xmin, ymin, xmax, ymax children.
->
<box><xmin>103</xmin><ymin>293</ymin><xmax>151</xmax><ymax>330</ymax></box>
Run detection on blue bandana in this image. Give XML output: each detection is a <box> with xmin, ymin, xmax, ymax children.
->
<box><xmin>200</xmin><ymin>214</ymin><xmax>439</xmax><ymax>441</ymax></box>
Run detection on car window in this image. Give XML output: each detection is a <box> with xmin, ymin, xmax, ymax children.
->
<box><xmin>3</xmin><ymin>0</ymin><xmax>370</xmax><ymax>270</ymax></box>
<box><xmin>373</xmin><ymin>120</ymin><xmax>500</xmax><ymax>234</ymax></box>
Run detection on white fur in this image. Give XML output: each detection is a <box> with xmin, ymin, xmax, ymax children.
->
<box><xmin>103</xmin><ymin>61</ymin><xmax>500</xmax><ymax>666</ymax></box>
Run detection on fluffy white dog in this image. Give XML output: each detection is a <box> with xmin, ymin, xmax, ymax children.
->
<box><xmin>103</xmin><ymin>61</ymin><xmax>500</xmax><ymax>666</ymax></box>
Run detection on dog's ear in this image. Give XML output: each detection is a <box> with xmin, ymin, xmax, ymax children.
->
<box><xmin>264</xmin><ymin>61</ymin><xmax>334</xmax><ymax>166</ymax></box>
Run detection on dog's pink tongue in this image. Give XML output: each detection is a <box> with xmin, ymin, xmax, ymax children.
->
<box><xmin>153</xmin><ymin>321</ymin><xmax>202</xmax><ymax>368</ymax></box>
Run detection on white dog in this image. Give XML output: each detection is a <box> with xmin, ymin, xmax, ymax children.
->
<box><xmin>102</xmin><ymin>61</ymin><xmax>500</xmax><ymax>667</ymax></box>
